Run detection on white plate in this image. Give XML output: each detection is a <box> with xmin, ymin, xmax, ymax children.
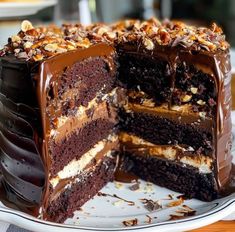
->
<box><xmin>0</xmin><ymin>0</ymin><xmax>57</xmax><ymax>18</ymax></box>
<box><xmin>0</xmin><ymin>125</ymin><xmax>234</xmax><ymax>232</ymax></box>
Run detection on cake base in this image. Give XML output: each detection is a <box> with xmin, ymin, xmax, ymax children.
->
<box><xmin>121</xmin><ymin>152</ymin><xmax>218</xmax><ymax>201</ymax></box>
<box><xmin>45</xmin><ymin>155</ymin><xmax>117</xmax><ymax>223</ymax></box>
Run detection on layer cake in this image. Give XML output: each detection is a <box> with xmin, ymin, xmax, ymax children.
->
<box><xmin>0</xmin><ymin>19</ymin><xmax>233</xmax><ymax>222</ymax></box>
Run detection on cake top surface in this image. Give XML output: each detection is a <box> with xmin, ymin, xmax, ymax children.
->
<box><xmin>0</xmin><ymin>18</ymin><xmax>229</xmax><ymax>61</ymax></box>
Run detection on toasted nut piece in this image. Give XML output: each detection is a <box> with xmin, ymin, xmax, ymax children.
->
<box><xmin>23</xmin><ymin>41</ymin><xmax>33</xmax><ymax>49</ymax></box>
<box><xmin>44</xmin><ymin>43</ymin><xmax>58</xmax><ymax>52</ymax></box>
<box><xmin>12</xmin><ymin>42</ymin><xmax>19</xmax><ymax>48</ymax></box>
<box><xmin>67</xmin><ymin>44</ymin><xmax>76</xmax><ymax>50</ymax></box>
<box><xmin>97</xmin><ymin>27</ymin><xmax>109</xmax><ymax>36</ymax></box>
<box><xmin>190</xmin><ymin>87</ymin><xmax>198</xmax><ymax>94</ymax></box>
<box><xmin>182</xmin><ymin>95</ymin><xmax>192</xmax><ymax>102</ymax></box>
<box><xmin>14</xmin><ymin>48</ymin><xmax>21</xmax><ymax>54</ymax></box>
<box><xmin>33</xmin><ymin>54</ymin><xmax>44</xmax><ymax>61</ymax></box>
<box><xmin>11</xmin><ymin>35</ymin><xmax>21</xmax><ymax>43</ymax></box>
<box><xmin>143</xmin><ymin>38</ymin><xmax>154</xmax><ymax>50</ymax></box>
<box><xmin>197</xmin><ymin>100</ymin><xmax>206</xmax><ymax>105</ymax></box>
<box><xmin>122</xmin><ymin>218</ymin><xmax>138</xmax><ymax>227</ymax></box>
<box><xmin>199</xmin><ymin>112</ymin><xmax>206</xmax><ymax>119</ymax></box>
<box><xmin>17</xmin><ymin>52</ymin><xmax>28</xmax><ymax>59</ymax></box>
<box><xmin>167</xmin><ymin>197</ymin><xmax>184</xmax><ymax>207</ymax></box>
<box><xmin>106</xmin><ymin>31</ymin><xmax>116</xmax><ymax>39</ymax></box>
<box><xmin>21</xmin><ymin>20</ymin><xmax>34</xmax><ymax>32</ymax></box>
<box><xmin>56</xmin><ymin>47</ymin><xmax>67</xmax><ymax>53</ymax></box>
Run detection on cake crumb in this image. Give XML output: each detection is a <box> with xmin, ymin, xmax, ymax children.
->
<box><xmin>144</xmin><ymin>183</ymin><xmax>154</xmax><ymax>193</ymax></box>
<box><xmin>113</xmin><ymin>199</ymin><xmax>125</xmax><ymax>206</ymax></box>
<box><xmin>114</xmin><ymin>181</ymin><xmax>124</xmax><ymax>189</ymax></box>
<box><xmin>122</xmin><ymin>218</ymin><xmax>138</xmax><ymax>227</ymax></box>
<box><xmin>167</xmin><ymin>197</ymin><xmax>184</xmax><ymax>207</ymax></box>
<box><xmin>169</xmin><ymin>214</ymin><xmax>185</xmax><ymax>220</ymax></box>
<box><xmin>145</xmin><ymin>215</ymin><xmax>152</xmax><ymax>224</ymax></box>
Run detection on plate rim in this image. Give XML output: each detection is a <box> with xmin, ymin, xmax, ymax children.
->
<box><xmin>0</xmin><ymin>193</ymin><xmax>234</xmax><ymax>231</ymax></box>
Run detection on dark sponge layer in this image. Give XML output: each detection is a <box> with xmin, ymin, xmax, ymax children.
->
<box><xmin>46</xmin><ymin>155</ymin><xmax>116</xmax><ymax>223</ymax></box>
<box><xmin>49</xmin><ymin>119</ymin><xmax>116</xmax><ymax>176</ymax></box>
<box><xmin>48</xmin><ymin>56</ymin><xmax>117</xmax><ymax>117</ymax></box>
<box><xmin>118</xmin><ymin>52</ymin><xmax>172</xmax><ymax>105</ymax></box>
<box><xmin>117</xmin><ymin>51</ymin><xmax>216</xmax><ymax>116</ymax></box>
<box><xmin>120</xmin><ymin>109</ymin><xmax>213</xmax><ymax>155</ymax></box>
<box><xmin>121</xmin><ymin>152</ymin><xmax>218</xmax><ymax>201</ymax></box>
<box><xmin>172</xmin><ymin>62</ymin><xmax>216</xmax><ymax>116</ymax></box>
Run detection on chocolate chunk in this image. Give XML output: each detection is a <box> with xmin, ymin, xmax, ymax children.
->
<box><xmin>129</xmin><ymin>182</ymin><xmax>140</xmax><ymax>191</ymax></box>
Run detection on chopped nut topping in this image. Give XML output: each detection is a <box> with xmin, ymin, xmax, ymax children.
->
<box><xmin>143</xmin><ymin>38</ymin><xmax>154</xmax><ymax>50</ymax></box>
<box><xmin>97</xmin><ymin>26</ymin><xmax>109</xmax><ymax>36</ymax></box>
<box><xmin>190</xmin><ymin>87</ymin><xmax>198</xmax><ymax>94</ymax></box>
<box><xmin>44</xmin><ymin>43</ymin><xmax>58</xmax><ymax>52</ymax></box>
<box><xmin>33</xmin><ymin>54</ymin><xmax>44</xmax><ymax>61</ymax></box>
<box><xmin>181</xmin><ymin>95</ymin><xmax>192</xmax><ymax>102</ymax></box>
<box><xmin>17</xmin><ymin>52</ymin><xmax>28</xmax><ymax>59</ymax></box>
<box><xmin>56</xmin><ymin>47</ymin><xmax>67</xmax><ymax>53</ymax></box>
<box><xmin>24</xmin><ymin>41</ymin><xmax>33</xmax><ymax>49</ymax></box>
<box><xmin>1</xmin><ymin>18</ymin><xmax>229</xmax><ymax>61</ymax></box>
<box><xmin>197</xmin><ymin>99</ymin><xmax>206</xmax><ymax>105</ymax></box>
<box><xmin>11</xmin><ymin>35</ymin><xmax>21</xmax><ymax>43</ymax></box>
<box><xmin>21</xmin><ymin>20</ymin><xmax>34</xmax><ymax>32</ymax></box>
<box><xmin>199</xmin><ymin>112</ymin><xmax>206</xmax><ymax>119</ymax></box>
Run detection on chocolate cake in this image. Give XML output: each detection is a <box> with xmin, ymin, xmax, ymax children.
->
<box><xmin>0</xmin><ymin>18</ymin><xmax>233</xmax><ymax>223</ymax></box>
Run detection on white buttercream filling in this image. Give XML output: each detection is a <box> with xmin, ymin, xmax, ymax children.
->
<box><xmin>120</xmin><ymin>133</ymin><xmax>213</xmax><ymax>174</ymax></box>
<box><xmin>50</xmin><ymin>134</ymin><xmax>118</xmax><ymax>188</ymax></box>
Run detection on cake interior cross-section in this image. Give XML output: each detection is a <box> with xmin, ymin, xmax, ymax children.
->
<box><xmin>0</xmin><ymin>18</ymin><xmax>233</xmax><ymax>223</ymax></box>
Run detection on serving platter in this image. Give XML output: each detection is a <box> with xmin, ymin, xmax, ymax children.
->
<box><xmin>0</xmin><ymin>0</ymin><xmax>57</xmax><ymax>18</ymax></box>
<box><xmin>0</xmin><ymin>119</ymin><xmax>234</xmax><ymax>232</ymax></box>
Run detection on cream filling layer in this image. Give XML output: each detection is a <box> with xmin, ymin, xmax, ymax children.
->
<box><xmin>50</xmin><ymin>134</ymin><xmax>118</xmax><ymax>188</ymax></box>
<box><xmin>50</xmin><ymin>87</ymin><xmax>118</xmax><ymax>137</ymax></box>
<box><xmin>120</xmin><ymin>132</ymin><xmax>213</xmax><ymax>174</ymax></box>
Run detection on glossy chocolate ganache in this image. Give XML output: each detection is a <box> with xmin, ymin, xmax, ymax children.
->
<box><xmin>0</xmin><ymin>19</ymin><xmax>234</xmax><ymax>221</ymax></box>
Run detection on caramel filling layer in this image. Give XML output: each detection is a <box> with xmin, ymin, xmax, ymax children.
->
<box><xmin>49</xmin><ymin>89</ymin><xmax>118</xmax><ymax>143</ymax></box>
<box><xmin>123</xmin><ymin>101</ymin><xmax>213</xmax><ymax>131</ymax></box>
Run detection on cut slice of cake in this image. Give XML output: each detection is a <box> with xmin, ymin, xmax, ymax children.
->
<box><xmin>116</xmin><ymin>19</ymin><xmax>232</xmax><ymax>201</ymax></box>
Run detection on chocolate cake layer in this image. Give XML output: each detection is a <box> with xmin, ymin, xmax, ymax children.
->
<box><xmin>121</xmin><ymin>152</ymin><xmax>218</xmax><ymax>201</ymax></box>
<box><xmin>120</xmin><ymin>109</ymin><xmax>213</xmax><ymax>155</ymax></box>
<box><xmin>45</xmin><ymin>155</ymin><xmax>116</xmax><ymax>223</ymax></box>
<box><xmin>118</xmin><ymin>53</ymin><xmax>172</xmax><ymax>105</ymax></box>
<box><xmin>118</xmin><ymin>51</ymin><xmax>217</xmax><ymax>116</ymax></box>
<box><xmin>49</xmin><ymin>118</ymin><xmax>116</xmax><ymax>176</ymax></box>
<box><xmin>49</xmin><ymin>134</ymin><xmax>119</xmax><ymax>188</ymax></box>
<box><xmin>48</xmin><ymin>56</ymin><xmax>117</xmax><ymax>118</ymax></box>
